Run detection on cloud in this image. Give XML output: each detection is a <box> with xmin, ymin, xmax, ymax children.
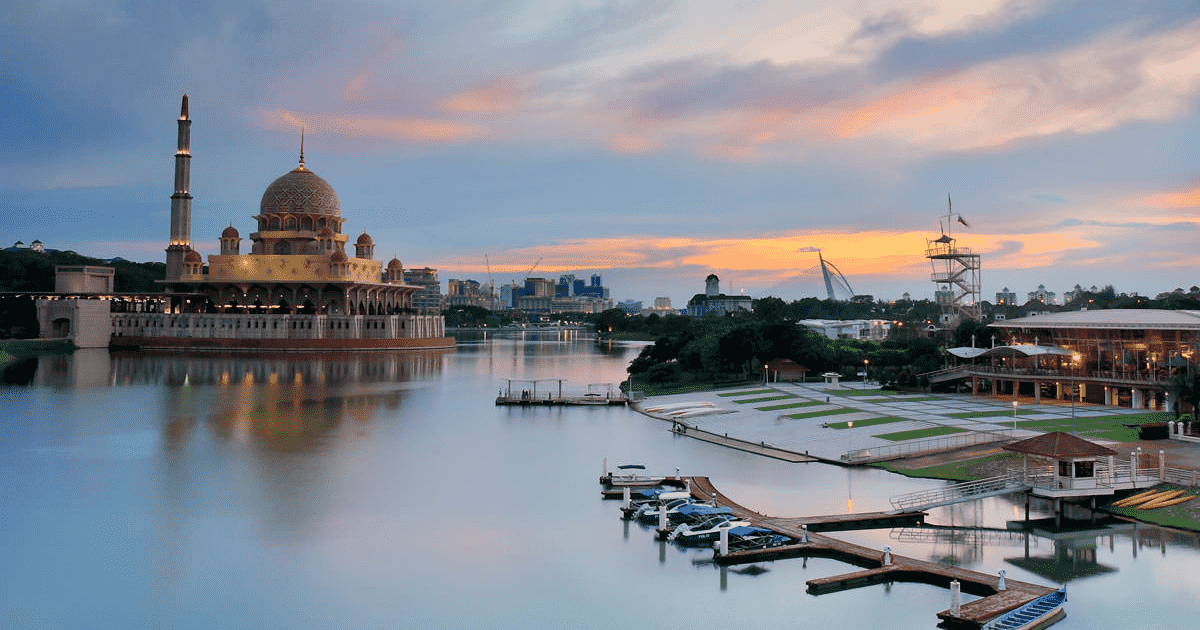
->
<box><xmin>1150</xmin><ymin>184</ymin><xmax>1200</xmax><ymax>209</ymax></box>
<box><xmin>260</xmin><ymin>108</ymin><xmax>487</xmax><ymax>144</ymax></box>
<box><xmin>441</xmin><ymin>78</ymin><xmax>527</xmax><ymax>114</ymax></box>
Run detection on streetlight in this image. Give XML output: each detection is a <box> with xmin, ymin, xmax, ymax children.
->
<box><xmin>863</xmin><ymin>358</ymin><xmax>870</xmax><ymax>385</ymax></box>
<box><xmin>1012</xmin><ymin>400</ymin><xmax>1020</xmax><ymax>434</ymax></box>
<box><xmin>1071</xmin><ymin>352</ymin><xmax>1081</xmax><ymax>435</ymax></box>
<box><xmin>847</xmin><ymin>420</ymin><xmax>855</xmax><ymax>461</ymax></box>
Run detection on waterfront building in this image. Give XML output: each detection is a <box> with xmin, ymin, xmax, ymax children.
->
<box><xmin>797</xmin><ymin>319</ymin><xmax>892</xmax><ymax>341</ymax></box>
<box><xmin>40</xmin><ymin>94</ymin><xmax>451</xmax><ymax>351</ymax></box>
<box><xmin>687</xmin><ymin>274</ymin><xmax>751</xmax><ymax>316</ymax></box>
<box><xmin>935</xmin><ymin>309</ymin><xmax>1199</xmax><ymax>411</ymax></box>
<box><xmin>995</xmin><ymin>287</ymin><xmax>1017</xmax><ymax>306</ymax></box>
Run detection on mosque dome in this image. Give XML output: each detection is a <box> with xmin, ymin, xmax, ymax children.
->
<box><xmin>329</xmin><ymin>249</ymin><xmax>348</xmax><ymax>262</ymax></box>
<box><xmin>356</xmin><ymin>232</ymin><xmax>374</xmax><ymax>246</ymax></box>
<box><xmin>387</xmin><ymin>258</ymin><xmax>403</xmax><ymax>271</ymax></box>
<box><xmin>260</xmin><ymin>167</ymin><xmax>340</xmax><ymax>217</ymax></box>
<box><xmin>221</xmin><ymin>225</ymin><xmax>239</xmax><ymax>239</ymax></box>
<box><xmin>185</xmin><ymin>249</ymin><xmax>203</xmax><ymax>263</ymax></box>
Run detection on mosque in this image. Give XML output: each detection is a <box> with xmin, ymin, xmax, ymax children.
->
<box><xmin>102</xmin><ymin>94</ymin><xmax>452</xmax><ymax>350</ymax></box>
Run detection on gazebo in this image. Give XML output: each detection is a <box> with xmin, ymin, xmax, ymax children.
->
<box><xmin>762</xmin><ymin>358</ymin><xmax>810</xmax><ymax>382</ymax></box>
<box><xmin>1004</xmin><ymin>431</ymin><xmax>1119</xmax><ymax>526</ymax></box>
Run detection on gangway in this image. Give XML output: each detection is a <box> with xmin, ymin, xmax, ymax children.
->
<box><xmin>890</xmin><ymin>526</ymin><xmax>1034</xmax><ymax>548</ymax></box>
<box><xmin>889</xmin><ymin>473</ymin><xmax>1030</xmax><ymax>513</ymax></box>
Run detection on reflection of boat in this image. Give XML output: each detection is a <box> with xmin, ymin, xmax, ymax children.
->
<box><xmin>982</xmin><ymin>587</ymin><xmax>1066</xmax><ymax>630</ymax></box>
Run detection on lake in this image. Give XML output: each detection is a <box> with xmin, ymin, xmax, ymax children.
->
<box><xmin>2</xmin><ymin>331</ymin><xmax>1198</xmax><ymax>629</ymax></box>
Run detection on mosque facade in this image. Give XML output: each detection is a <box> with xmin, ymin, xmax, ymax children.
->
<box><xmin>107</xmin><ymin>94</ymin><xmax>451</xmax><ymax>350</ymax></box>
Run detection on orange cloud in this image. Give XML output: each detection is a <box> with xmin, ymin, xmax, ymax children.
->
<box><xmin>1149</xmin><ymin>185</ymin><xmax>1200</xmax><ymax>209</ymax></box>
<box><xmin>262</xmin><ymin>109</ymin><xmax>487</xmax><ymax>143</ymax></box>
<box><xmin>606</xmin><ymin>134</ymin><xmax>659</xmax><ymax>154</ymax></box>
<box><xmin>441</xmin><ymin>78</ymin><xmax>525</xmax><ymax>114</ymax></box>
<box><xmin>430</xmin><ymin>229</ymin><xmax>1102</xmax><ymax>282</ymax></box>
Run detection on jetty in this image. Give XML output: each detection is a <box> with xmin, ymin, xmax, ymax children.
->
<box><xmin>495</xmin><ymin>378</ymin><xmax>629</xmax><ymax>406</ymax></box>
<box><xmin>677</xmin><ymin>476</ymin><xmax>1059</xmax><ymax>629</ymax></box>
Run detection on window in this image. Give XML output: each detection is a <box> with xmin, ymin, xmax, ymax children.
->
<box><xmin>1074</xmin><ymin>461</ymin><xmax>1094</xmax><ymax>478</ymax></box>
<box><xmin>1059</xmin><ymin>461</ymin><xmax>1071</xmax><ymax>477</ymax></box>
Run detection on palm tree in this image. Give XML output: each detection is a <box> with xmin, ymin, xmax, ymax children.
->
<box><xmin>1169</xmin><ymin>373</ymin><xmax>1200</xmax><ymax>423</ymax></box>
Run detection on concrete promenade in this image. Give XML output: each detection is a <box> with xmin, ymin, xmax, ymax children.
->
<box><xmin>634</xmin><ymin>381</ymin><xmax>1199</xmax><ymax>467</ymax></box>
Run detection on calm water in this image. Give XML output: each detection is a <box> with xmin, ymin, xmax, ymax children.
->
<box><xmin>2</xmin><ymin>332</ymin><xmax>1198</xmax><ymax>629</ymax></box>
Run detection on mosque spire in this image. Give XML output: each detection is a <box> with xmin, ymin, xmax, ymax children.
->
<box><xmin>298</xmin><ymin>128</ymin><xmax>306</xmax><ymax>170</ymax></box>
<box><xmin>180</xmin><ymin>94</ymin><xmax>189</xmax><ymax>120</ymax></box>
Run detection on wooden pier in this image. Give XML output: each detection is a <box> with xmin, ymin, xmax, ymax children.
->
<box><xmin>681</xmin><ymin>476</ymin><xmax>1058</xmax><ymax>629</ymax></box>
<box><xmin>496</xmin><ymin>378</ymin><xmax>628</xmax><ymax>406</ymax></box>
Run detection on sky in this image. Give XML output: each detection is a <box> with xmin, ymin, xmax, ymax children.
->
<box><xmin>2</xmin><ymin>0</ymin><xmax>1199</xmax><ymax>306</ymax></box>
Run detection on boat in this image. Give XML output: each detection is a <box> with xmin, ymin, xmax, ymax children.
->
<box><xmin>981</xmin><ymin>587</ymin><xmax>1066</xmax><ymax>630</ymax></box>
<box><xmin>600</xmin><ymin>464</ymin><xmax>675</xmax><ymax>488</ymax></box>
<box><xmin>634</xmin><ymin>494</ymin><xmax>695</xmax><ymax>523</ymax></box>
<box><xmin>670</xmin><ymin>515</ymin><xmax>750</xmax><ymax>546</ymax></box>
<box><xmin>719</xmin><ymin>525</ymin><xmax>793</xmax><ymax>552</ymax></box>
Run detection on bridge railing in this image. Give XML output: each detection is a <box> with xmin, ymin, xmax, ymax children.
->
<box><xmin>889</xmin><ymin>473</ymin><xmax>1027</xmax><ymax>512</ymax></box>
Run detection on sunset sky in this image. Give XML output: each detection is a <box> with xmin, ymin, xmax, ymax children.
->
<box><xmin>3</xmin><ymin>0</ymin><xmax>1199</xmax><ymax>305</ymax></box>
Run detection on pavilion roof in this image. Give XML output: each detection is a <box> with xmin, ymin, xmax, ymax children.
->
<box><xmin>1003</xmin><ymin>431</ymin><xmax>1117</xmax><ymax>459</ymax></box>
<box><xmin>763</xmin><ymin>358</ymin><xmax>810</xmax><ymax>371</ymax></box>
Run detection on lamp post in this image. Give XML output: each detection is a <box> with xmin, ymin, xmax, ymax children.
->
<box><xmin>1071</xmin><ymin>352</ymin><xmax>1081</xmax><ymax>435</ymax></box>
<box><xmin>1012</xmin><ymin>400</ymin><xmax>1019</xmax><ymax>435</ymax></box>
<box><xmin>863</xmin><ymin>358</ymin><xmax>870</xmax><ymax>385</ymax></box>
<box><xmin>847</xmin><ymin>420</ymin><xmax>854</xmax><ymax>461</ymax></box>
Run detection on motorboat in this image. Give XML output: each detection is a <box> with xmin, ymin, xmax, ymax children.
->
<box><xmin>719</xmin><ymin>525</ymin><xmax>792</xmax><ymax>552</ymax></box>
<box><xmin>670</xmin><ymin>515</ymin><xmax>751</xmax><ymax>547</ymax></box>
<box><xmin>600</xmin><ymin>464</ymin><xmax>673</xmax><ymax>488</ymax></box>
<box><xmin>634</xmin><ymin>495</ymin><xmax>695</xmax><ymax>523</ymax></box>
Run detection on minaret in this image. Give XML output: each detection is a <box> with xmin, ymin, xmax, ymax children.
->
<box><xmin>165</xmin><ymin>94</ymin><xmax>194</xmax><ymax>282</ymax></box>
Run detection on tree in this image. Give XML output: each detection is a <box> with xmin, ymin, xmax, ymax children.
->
<box><xmin>1169</xmin><ymin>373</ymin><xmax>1200</xmax><ymax>422</ymax></box>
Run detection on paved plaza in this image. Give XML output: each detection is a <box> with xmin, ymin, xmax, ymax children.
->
<box><xmin>636</xmin><ymin>381</ymin><xmax>1174</xmax><ymax>464</ymax></box>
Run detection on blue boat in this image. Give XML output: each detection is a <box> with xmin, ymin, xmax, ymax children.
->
<box><xmin>670</xmin><ymin>515</ymin><xmax>750</xmax><ymax>547</ymax></box>
<box><xmin>982</xmin><ymin>587</ymin><xmax>1067</xmax><ymax>630</ymax></box>
<box><xmin>721</xmin><ymin>525</ymin><xmax>792</xmax><ymax>551</ymax></box>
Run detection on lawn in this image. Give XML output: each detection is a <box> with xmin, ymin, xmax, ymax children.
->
<box><xmin>733</xmin><ymin>394</ymin><xmax>797</xmax><ymax>404</ymax></box>
<box><xmin>947</xmin><ymin>410</ymin><xmax>1039</xmax><ymax>419</ymax></box>
<box><xmin>830</xmin><ymin>389</ymin><xmax>890</xmax><ymax>397</ymax></box>
<box><xmin>999</xmin><ymin>412</ymin><xmax>1173</xmax><ymax>442</ymax></box>
<box><xmin>717</xmin><ymin>389</ymin><xmax>775</xmax><ymax>397</ymax></box>
<box><xmin>875</xmin><ymin>426</ymin><xmax>968</xmax><ymax>441</ymax></box>
<box><xmin>782</xmin><ymin>408</ymin><xmax>859</xmax><ymax>420</ymax></box>
<box><xmin>826</xmin><ymin>416</ymin><xmax>908</xmax><ymax>430</ymax></box>
<box><xmin>756</xmin><ymin>400</ymin><xmax>824</xmax><ymax>411</ymax></box>
<box><xmin>878</xmin><ymin>452</ymin><xmax>1025</xmax><ymax>481</ymax></box>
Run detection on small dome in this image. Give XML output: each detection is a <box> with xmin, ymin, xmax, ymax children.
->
<box><xmin>329</xmin><ymin>249</ymin><xmax>348</xmax><ymax>262</ymax></box>
<box><xmin>387</xmin><ymin>258</ymin><xmax>403</xmax><ymax>270</ymax></box>
<box><xmin>221</xmin><ymin>225</ymin><xmax>239</xmax><ymax>239</ymax></box>
<box><xmin>318</xmin><ymin>226</ymin><xmax>335</xmax><ymax>238</ymax></box>
<box><xmin>356</xmin><ymin>232</ymin><xmax>374</xmax><ymax>246</ymax></box>
<box><xmin>260</xmin><ymin>167</ymin><xmax>340</xmax><ymax>217</ymax></box>
<box><xmin>184</xmin><ymin>249</ymin><xmax>203</xmax><ymax>263</ymax></box>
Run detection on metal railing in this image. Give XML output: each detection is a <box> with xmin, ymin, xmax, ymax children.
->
<box><xmin>889</xmin><ymin>473</ymin><xmax>1029</xmax><ymax>512</ymax></box>
<box><xmin>843</xmin><ymin>429</ymin><xmax>1011</xmax><ymax>464</ymax></box>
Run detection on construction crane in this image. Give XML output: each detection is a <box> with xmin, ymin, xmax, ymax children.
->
<box><xmin>515</xmin><ymin>257</ymin><xmax>542</xmax><ymax>286</ymax></box>
<box><xmin>484</xmin><ymin>253</ymin><xmax>496</xmax><ymax>311</ymax></box>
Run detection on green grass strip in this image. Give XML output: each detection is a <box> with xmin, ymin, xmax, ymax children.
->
<box><xmin>875</xmin><ymin>426</ymin><xmax>968</xmax><ymax>441</ymax></box>
<box><xmin>878</xmin><ymin>452</ymin><xmax>1025</xmax><ymax>481</ymax></box>
<box><xmin>830</xmin><ymin>389</ymin><xmax>890</xmax><ymax>397</ymax></box>
<box><xmin>826</xmin><ymin>416</ymin><xmax>908</xmax><ymax>429</ymax></box>
<box><xmin>946</xmin><ymin>409</ymin><xmax>1039</xmax><ymax>419</ymax></box>
<box><xmin>783</xmin><ymin>408</ymin><xmax>859</xmax><ymax>420</ymax></box>
<box><xmin>756</xmin><ymin>400</ymin><xmax>824</xmax><ymax>411</ymax></box>
<box><xmin>733</xmin><ymin>394</ymin><xmax>797</xmax><ymax>404</ymax></box>
<box><xmin>718</xmin><ymin>389</ymin><xmax>775</xmax><ymax>397</ymax></box>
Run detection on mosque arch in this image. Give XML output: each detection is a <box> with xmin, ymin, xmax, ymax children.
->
<box><xmin>285</xmin><ymin>216</ymin><xmax>296</xmax><ymax>230</ymax></box>
<box><xmin>300</xmin><ymin>216</ymin><xmax>312</xmax><ymax>231</ymax></box>
<box><xmin>269</xmin><ymin>216</ymin><xmax>280</xmax><ymax>231</ymax></box>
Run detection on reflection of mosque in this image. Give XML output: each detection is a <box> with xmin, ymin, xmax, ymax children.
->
<box><xmin>111</xmin><ymin>351</ymin><xmax>445</xmax><ymax>387</ymax></box>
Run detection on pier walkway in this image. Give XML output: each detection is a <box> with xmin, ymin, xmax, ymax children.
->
<box><xmin>683</xmin><ymin>476</ymin><xmax>1057</xmax><ymax>629</ymax></box>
